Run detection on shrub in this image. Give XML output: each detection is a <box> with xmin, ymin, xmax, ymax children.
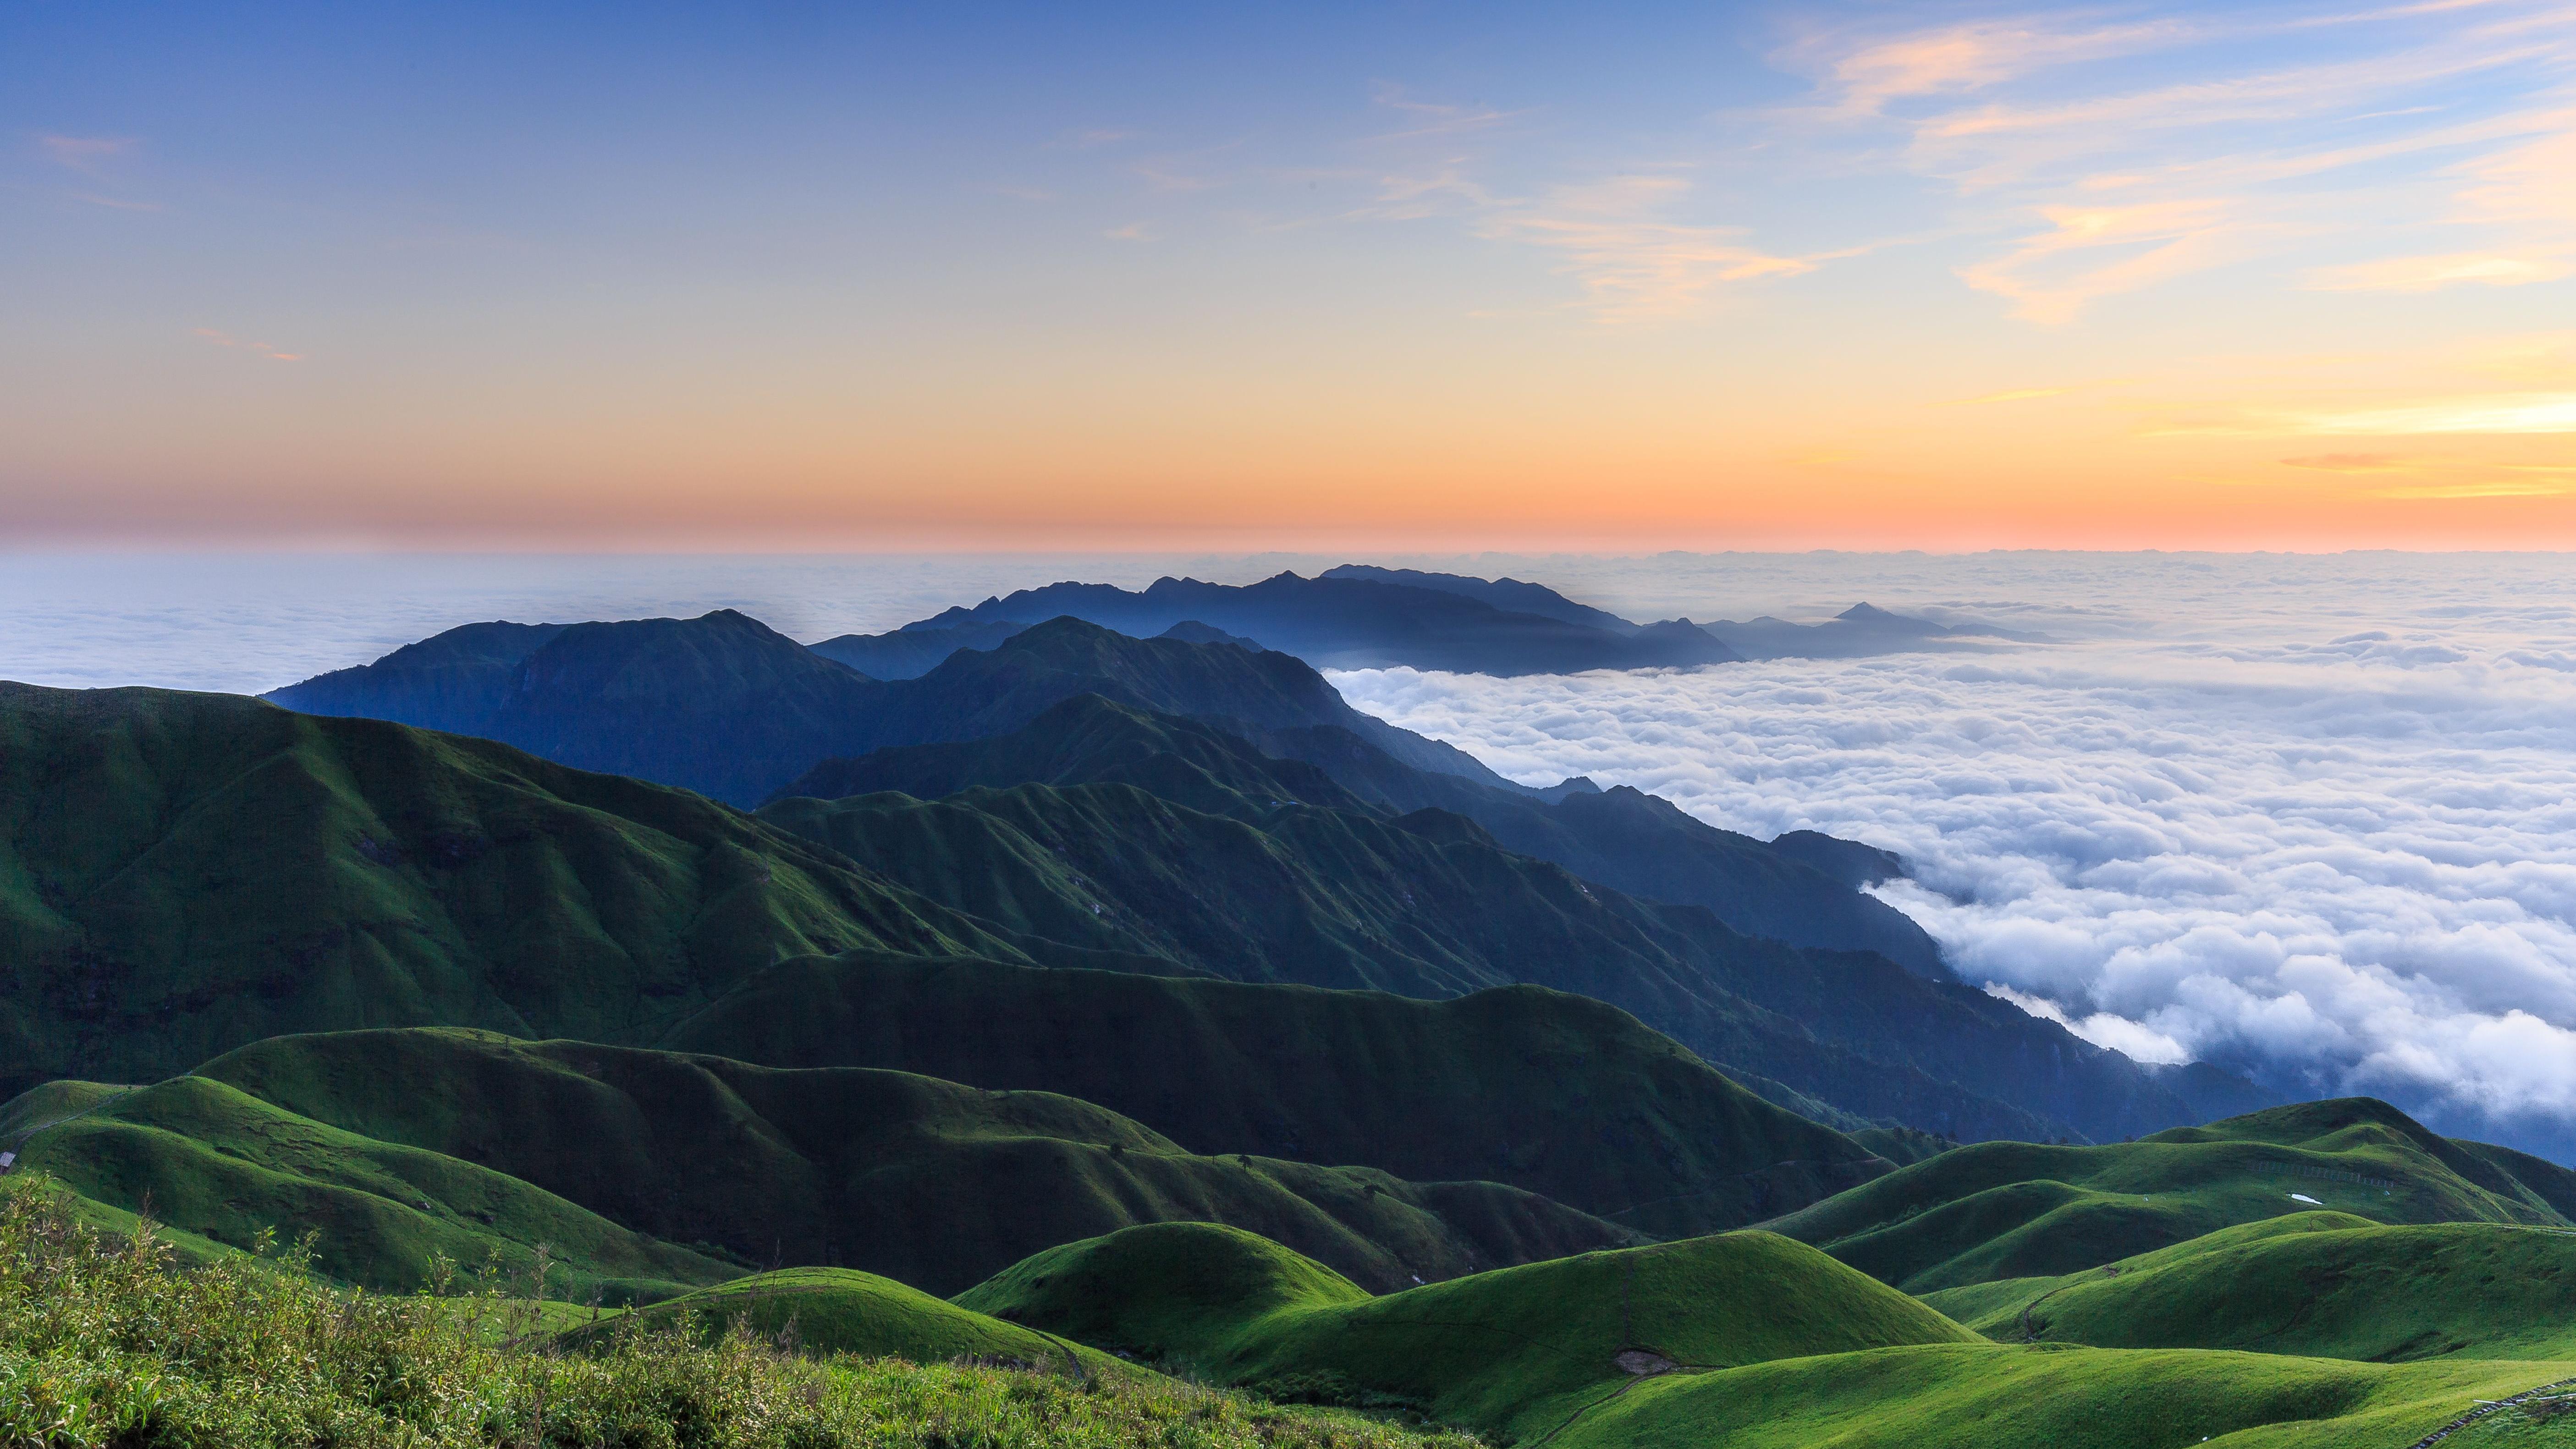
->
<box><xmin>0</xmin><ymin>1178</ymin><xmax>1475</xmax><ymax>1449</ymax></box>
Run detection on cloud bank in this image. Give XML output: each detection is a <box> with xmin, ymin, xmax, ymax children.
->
<box><xmin>1331</xmin><ymin>571</ymin><xmax>2576</xmax><ymax>1158</ymax></box>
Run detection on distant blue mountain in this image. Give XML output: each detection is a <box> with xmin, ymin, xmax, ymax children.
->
<box><xmin>1702</xmin><ymin>602</ymin><xmax>2050</xmax><ymax>660</ymax></box>
<box><xmin>897</xmin><ymin>570</ymin><xmax>1740</xmax><ymax>675</ymax></box>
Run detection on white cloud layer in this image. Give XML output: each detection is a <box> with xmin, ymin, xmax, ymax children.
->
<box><xmin>1328</xmin><ymin>554</ymin><xmax>2576</xmax><ymax>1158</ymax></box>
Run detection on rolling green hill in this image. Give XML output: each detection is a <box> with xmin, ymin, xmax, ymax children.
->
<box><xmin>955</xmin><ymin>1221</ymin><xmax>2576</xmax><ymax>1449</ymax></box>
<box><xmin>145</xmin><ymin>1026</ymin><xmax>1636</xmax><ymax>1295</ymax></box>
<box><xmin>0</xmin><ymin>1075</ymin><xmax>738</xmax><ymax>1301</ymax></box>
<box><xmin>1540</xmin><ymin>1343</ymin><xmax>2576</xmax><ymax>1449</ymax></box>
<box><xmin>958</xmin><ymin>1223</ymin><xmax>1978</xmax><ymax>1441</ymax></box>
<box><xmin>666</xmin><ymin>951</ymin><xmax>1887</xmax><ymax>1239</ymax></box>
<box><xmin>564</xmin><ymin>1266</ymin><xmax>1135</xmax><ymax>1375</ymax></box>
<box><xmin>1765</xmin><ymin>1098</ymin><xmax>2576</xmax><ymax>1294</ymax></box>
<box><xmin>0</xmin><ymin>682</ymin><xmax>1032</xmax><ymax>1097</ymax></box>
<box><xmin>1929</xmin><ymin>1214</ymin><xmax>2576</xmax><ymax>1362</ymax></box>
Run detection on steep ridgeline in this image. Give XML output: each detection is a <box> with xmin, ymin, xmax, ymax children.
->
<box><xmin>890</xmin><ymin>570</ymin><xmax>1740</xmax><ymax>674</ymax></box>
<box><xmin>2</xmin><ymin>1028</ymin><xmax>1636</xmax><ymax>1298</ymax></box>
<box><xmin>270</xmin><ymin>613</ymin><xmax>1509</xmax><ymax>805</ymax></box>
<box><xmin>1313</xmin><ymin>565</ymin><xmax>2047</xmax><ymax>659</ymax></box>
<box><xmin>1765</xmin><ymin>1097</ymin><xmax>2576</xmax><ymax>1296</ymax></box>
<box><xmin>1315</xmin><ymin>564</ymin><xmax>1643</xmax><ymax>633</ymax></box>
<box><xmin>0</xmin><ymin>682</ymin><xmax>1038</xmax><ymax>1096</ymax></box>
<box><xmin>663</xmin><ymin>951</ymin><xmax>1889</xmax><ymax>1240</ymax></box>
<box><xmin>778</xmin><ymin>666</ymin><xmax>1947</xmax><ymax>976</ymax></box>
<box><xmin>808</xmin><ymin>617</ymin><xmax>1030</xmax><ymax>681</ymax></box>
<box><xmin>763</xmin><ymin>700</ymin><xmax>2236</xmax><ymax>1146</ymax></box>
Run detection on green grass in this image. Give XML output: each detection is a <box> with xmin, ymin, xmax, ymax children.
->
<box><xmin>0</xmin><ymin>681</ymin><xmax>1031</xmax><ymax>1100</ymax></box>
<box><xmin>1546</xmin><ymin>1342</ymin><xmax>2576</xmax><ymax>1449</ymax></box>
<box><xmin>667</xmin><ymin>949</ymin><xmax>1888</xmax><ymax>1240</ymax></box>
<box><xmin>1766</xmin><ymin>1097</ymin><xmax>2574</xmax><ymax>1293</ymax></box>
<box><xmin>575</xmin><ymin>1267</ymin><xmax>1135</xmax><ymax>1377</ymax></box>
<box><xmin>17</xmin><ymin>1026</ymin><xmax>1636</xmax><ymax>1298</ymax></box>
<box><xmin>3</xmin><ymin>1074</ymin><xmax>737</xmax><ymax>1302</ymax></box>
<box><xmin>0</xmin><ymin>1174</ymin><xmax>1477</xmax><ymax>1449</ymax></box>
<box><xmin>1929</xmin><ymin>1215</ymin><xmax>2576</xmax><ymax>1362</ymax></box>
<box><xmin>959</xmin><ymin>1222</ymin><xmax>1977</xmax><ymax>1441</ymax></box>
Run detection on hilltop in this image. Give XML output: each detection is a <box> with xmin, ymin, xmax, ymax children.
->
<box><xmin>958</xmin><ymin>1223</ymin><xmax>1977</xmax><ymax>1441</ymax></box>
<box><xmin>1764</xmin><ymin>1096</ymin><xmax>2576</xmax><ymax>1293</ymax></box>
<box><xmin>1928</xmin><ymin>1213</ymin><xmax>2576</xmax><ymax>1362</ymax></box>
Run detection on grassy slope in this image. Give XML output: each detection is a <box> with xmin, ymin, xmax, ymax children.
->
<box><xmin>0</xmin><ymin>1175</ymin><xmax>1478</xmax><ymax>1449</ymax></box>
<box><xmin>760</xmin><ymin>778</ymin><xmax>2075</xmax><ymax>1146</ymax></box>
<box><xmin>0</xmin><ymin>683</ymin><xmax>1028</xmax><ymax>1096</ymax></box>
<box><xmin>666</xmin><ymin>950</ymin><xmax>1887</xmax><ymax>1239</ymax></box>
<box><xmin>1765</xmin><ymin>1098</ymin><xmax>2575</xmax><ymax>1293</ymax></box>
<box><xmin>186</xmin><ymin>1026</ymin><xmax>1635</xmax><ymax>1296</ymax></box>
<box><xmin>1932</xmin><ymin>1214</ymin><xmax>2576</xmax><ymax>1362</ymax></box>
<box><xmin>1</xmin><ymin>1076</ymin><xmax>738</xmax><ymax>1301</ymax></box>
<box><xmin>568</xmin><ymin>1267</ymin><xmax>1135</xmax><ymax>1377</ymax></box>
<box><xmin>1552</xmin><ymin>1344</ymin><xmax>2576</xmax><ymax>1449</ymax></box>
<box><xmin>958</xmin><ymin>1222</ymin><xmax>1976</xmax><ymax>1442</ymax></box>
<box><xmin>955</xmin><ymin>1221</ymin><xmax>2576</xmax><ymax>1449</ymax></box>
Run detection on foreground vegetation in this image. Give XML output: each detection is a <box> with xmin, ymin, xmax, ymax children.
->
<box><xmin>0</xmin><ymin>1178</ymin><xmax>1472</xmax><ymax>1449</ymax></box>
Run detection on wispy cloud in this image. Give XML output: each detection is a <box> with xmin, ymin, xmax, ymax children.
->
<box><xmin>1472</xmin><ymin>173</ymin><xmax>1833</xmax><ymax>321</ymax></box>
<box><xmin>2305</xmin><ymin>250</ymin><xmax>2572</xmax><ymax>290</ymax></box>
<box><xmin>1772</xmin><ymin>0</ymin><xmax>2576</xmax><ymax>321</ymax></box>
<box><xmin>1365</xmin><ymin>83</ymin><xmax>1520</xmax><ymax>142</ymax></box>
<box><xmin>1102</xmin><ymin>220</ymin><xmax>1155</xmax><ymax>242</ymax></box>
<box><xmin>192</xmin><ymin>327</ymin><xmax>303</xmax><ymax>362</ymax></box>
<box><xmin>39</xmin><ymin>134</ymin><xmax>135</xmax><ymax>173</ymax></box>
<box><xmin>1956</xmin><ymin>198</ymin><xmax>2250</xmax><ymax>323</ymax></box>
<box><xmin>2288</xmin><ymin>392</ymin><xmax>2576</xmax><ymax>434</ymax></box>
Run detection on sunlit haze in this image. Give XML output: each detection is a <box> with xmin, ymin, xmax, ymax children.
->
<box><xmin>10</xmin><ymin>2</ymin><xmax>2575</xmax><ymax>550</ymax></box>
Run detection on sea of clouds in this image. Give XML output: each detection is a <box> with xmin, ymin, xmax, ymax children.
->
<box><xmin>8</xmin><ymin>549</ymin><xmax>2573</xmax><ymax>1157</ymax></box>
<box><xmin>1329</xmin><ymin>552</ymin><xmax>2576</xmax><ymax>1160</ymax></box>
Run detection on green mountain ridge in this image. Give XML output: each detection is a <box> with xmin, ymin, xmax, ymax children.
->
<box><xmin>1927</xmin><ymin>1213</ymin><xmax>2576</xmax><ymax>1362</ymax></box>
<box><xmin>662</xmin><ymin>950</ymin><xmax>1887</xmax><ymax>1239</ymax></box>
<box><xmin>955</xmin><ymin>1222</ymin><xmax>1977</xmax><ymax>1442</ymax></box>
<box><xmin>0</xmin><ymin>682</ymin><xmax>1040</xmax><ymax>1099</ymax></box>
<box><xmin>761</xmin><ymin>730</ymin><xmax>2202</xmax><ymax>1146</ymax></box>
<box><xmin>0</xmin><ymin>1074</ymin><xmax>739</xmax><ymax>1302</ymax></box>
<box><xmin>567</xmin><ymin>1265</ymin><xmax>1140</xmax><ymax>1377</ymax></box>
<box><xmin>10</xmin><ymin>1021</ymin><xmax>1628</xmax><ymax>1289</ymax></box>
<box><xmin>1763</xmin><ymin>1097</ymin><xmax>2576</xmax><ymax>1295</ymax></box>
<box><xmin>951</xmin><ymin>1212</ymin><xmax>2576</xmax><ymax>1449</ymax></box>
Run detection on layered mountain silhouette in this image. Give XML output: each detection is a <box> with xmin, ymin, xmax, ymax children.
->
<box><xmin>765</xmin><ymin>694</ymin><xmax>2268</xmax><ymax>1143</ymax></box>
<box><xmin>270</xmin><ymin>613</ymin><xmax>1514</xmax><ymax>807</ymax></box>
<box><xmin>782</xmin><ymin>691</ymin><xmax>1945</xmax><ymax>975</ymax></box>
<box><xmin>13</xmin><ymin>674</ymin><xmax>2260</xmax><ymax>1145</ymax></box>
<box><xmin>886</xmin><ymin>570</ymin><xmax>1740</xmax><ymax>674</ymax></box>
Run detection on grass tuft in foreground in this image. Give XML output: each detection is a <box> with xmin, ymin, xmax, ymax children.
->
<box><xmin>0</xmin><ymin>1176</ymin><xmax>1474</xmax><ymax>1449</ymax></box>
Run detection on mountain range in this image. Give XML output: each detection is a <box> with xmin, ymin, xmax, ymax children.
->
<box><xmin>15</xmin><ymin>563</ymin><xmax>2576</xmax><ymax>1449</ymax></box>
<box><xmin>251</xmin><ymin>603</ymin><xmax>2261</xmax><ymax>1144</ymax></box>
<box><xmin>796</xmin><ymin>566</ymin><xmax>2037</xmax><ymax>681</ymax></box>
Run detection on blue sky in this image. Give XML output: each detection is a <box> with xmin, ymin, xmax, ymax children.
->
<box><xmin>7</xmin><ymin>0</ymin><xmax>2573</xmax><ymax>547</ymax></box>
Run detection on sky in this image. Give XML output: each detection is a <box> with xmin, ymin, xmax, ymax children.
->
<box><xmin>7</xmin><ymin>0</ymin><xmax>2576</xmax><ymax>551</ymax></box>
